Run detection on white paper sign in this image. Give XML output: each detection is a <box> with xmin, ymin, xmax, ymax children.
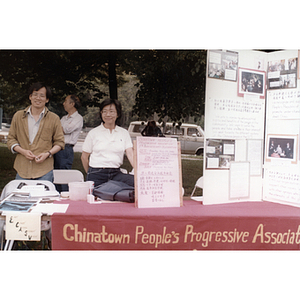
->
<box><xmin>247</xmin><ymin>139</ymin><xmax>263</xmax><ymax>176</ymax></box>
<box><xmin>5</xmin><ymin>213</ymin><xmax>41</xmax><ymax>241</ymax></box>
<box><xmin>136</xmin><ymin>137</ymin><xmax>181</xmax><ymax>208</ymax></box>
<box><xmin>229</xmin><ymin>162</ymin><xmax>250</xmax><ymax>199</ymax></box>
<box><xmin>205</xmin><ymin>97</ymin><xmax>265</xmax><ymax>139</ymax></box>
<box><xmin>223</xmin><ymin>143</ymin><xmax>235</xmax><ymax>155</ymax></box>
<box><xmin>263</xmin><ymin>167</ymin><xmax>300</xmax><ymax>205</ymax></box>
<box><xmin>267</xmin><ymin>90</ymin><xmax>300</xmax><ymax>120</ymax></box>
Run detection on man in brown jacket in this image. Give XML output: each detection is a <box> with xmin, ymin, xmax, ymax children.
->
<box><xmin>7</xmin><ymin>82</ymin><xmax>65</xmax><ymax>182</ymax></box>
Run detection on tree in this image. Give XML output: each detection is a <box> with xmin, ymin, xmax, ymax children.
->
<box><xmin>121</xmin><ymin>50</ymin><xmax>207</xmax><ymax>123</ymax></box>
<box><xmin>0</xmin><ymin>50</ymin><xmax>118</xmax><ymax>118</ymax></box>
<box><xmin>108</xmin><ymin>51</ymin><xmax>118</xmax><ymax>100</ymax></box>
<box><xmin>0</xmin><ymin>50</ymin><xmax>207</xmax><ymax>125</ymax></box>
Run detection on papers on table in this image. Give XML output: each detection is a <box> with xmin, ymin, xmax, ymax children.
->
<box><xmin>30</xmin><ymin>203</ymin><xmax>69</xmax><ymax>215</ymax></box>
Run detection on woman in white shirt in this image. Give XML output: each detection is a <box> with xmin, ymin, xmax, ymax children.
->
<box><xmin>81</xmin><ymin>98</ymin><xmax>134</xmax><ymax>188</ymax></box>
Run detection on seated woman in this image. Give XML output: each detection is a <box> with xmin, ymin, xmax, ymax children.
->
<box><xmin>81</xmin><ymin>98</ymin><xmax>134</xmax><ymax>188</ymax></box>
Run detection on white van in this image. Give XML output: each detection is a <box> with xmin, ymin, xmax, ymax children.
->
<box><xmin>128</xmin><ymin>121</ymin><xmax>205</xmax><ymax>155</ymax></box>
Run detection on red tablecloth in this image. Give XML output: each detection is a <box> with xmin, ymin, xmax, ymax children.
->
<box><xmin>51</xmin><ymin>199</ymin><xmax>300</xmax><ymax>250</ymax></box>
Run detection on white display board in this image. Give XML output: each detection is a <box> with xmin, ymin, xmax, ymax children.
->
<box><xmin>204</xmin><ymin>50</ymin><xmax>266</xmax><ymax>204</ymax></box>
<box><xmin>134</xmin><ymin>137</ymin><xmax>182</xmax><ymax>208</ymax></box>
<box><xmin>204</xmin><ymin>49</ymin><xmax>300</xmax><ymax>206</ymax></box>
<box><xmin>262</xmin><ymin>50</ymin><xmax>300</xmax><ymax>207</ymax></box>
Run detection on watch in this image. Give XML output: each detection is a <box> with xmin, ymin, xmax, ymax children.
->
<box><xmin>48</xmin><ymin>151</ymin><xmax>52</xmax><ymax>158</ymax></box>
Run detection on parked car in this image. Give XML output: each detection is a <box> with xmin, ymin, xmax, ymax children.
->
<box><xmin>128</xmin><ymin>121</ymin><xmax>205</xmax><ymax>155</ymax></box>
<box><xmin>0</xmin><ymin>123</ymin><xmax>9</xmax><ymax>143</ymax></box>
<box><xmin>0</xmin><ymin>131</ymin><xmax>8</xmax><ymax>143</ymax></box>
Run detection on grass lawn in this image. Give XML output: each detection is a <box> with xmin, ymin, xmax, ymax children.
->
<box><xmin>0</xmin><ymin>143</ymin><xmax>203</xmax><ymax>196</ymax></box>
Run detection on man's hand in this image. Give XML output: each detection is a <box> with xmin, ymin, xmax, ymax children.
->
<box><xmin>35</xmin><ymin>152</ymin><xmax>49</xmax><ymax>163</ymax></box>
<box><xmin>22</xmin><ymin>150</ymin><xmax>37</xmax><ymax>161</ymax></box>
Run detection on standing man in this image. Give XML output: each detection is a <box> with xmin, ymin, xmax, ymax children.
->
<box><xmin>54</xmin><ymin>94</ymin><xmax>83</xmax><ymax>191</ymax></box>
<box><xmin>54</xmin><ymin>94</ymin><xmax>83</xmax><ymax>169</ymax></box>
<box><xmin>7</xmin><ymin>82</ymin><xmax>65</xmax><ymax>182</ymax></box>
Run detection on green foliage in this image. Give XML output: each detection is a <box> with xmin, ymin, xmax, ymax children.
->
<box><xmin>124</xmin><ymin>50</ymin><xmax>207</xmax><ymax>123</ymax></box>
<box><xmin>0</xmin><ymin>50</ymin><xmax>114</xmax><ymax>118</ymax></box>
<box><xmin>0</xmin><ymin>50</ymin><xmax>207</xmax><ymax>125</ymax></box>
<box><xmin>0</xmin><ymin>144</ymin><xmax>16</xmax><ymax>188</ymax></box>
<box><xmin>82</xmin><ymin>107</ymin><xmax>101</xmax><ymax>128</ymax></box>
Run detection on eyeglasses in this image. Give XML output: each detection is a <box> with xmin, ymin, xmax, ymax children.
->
<box><xmin>32</xmin><ymin>92</ymin><xmax>46</xmax><ymax>99</ymax></box>
<box><xmin>101</xmin><ymin>110</ymin><xmax>117</xmax><ymax>115</ymax></box>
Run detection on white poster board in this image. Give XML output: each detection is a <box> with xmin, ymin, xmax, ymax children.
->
<box><xmin>134</xmin><ymin>136</ymin><xmax>182</xmax><ymax>208</ymax></box>
<box><xmin>262</xmin><ymin>50</ymin><xmax>300</xmax><ymax>207</ymax></box>
<box><xmin>204</xmin><ymin>49</ymin><xmax>300</xmax><ymax>207</ymax></box>
<box><xmin>203</xmin><ymin>50</ymin><xmax>266</xmax><ymax>205</ymax></box>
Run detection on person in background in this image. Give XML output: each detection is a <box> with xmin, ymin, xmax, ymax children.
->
<box><xmin>141</xmin><ymin>120</ymin><xmax>164</xmax><ymax>137</ymax></box>
<box><xmin>284</xmin><ymin>142</ymin><xmax>293</xmax><ymax>159</ymax></box>
<box><xmin>54</xmin><ymin>94</ymin><xmax>83</xmax><ymax>191</ymax></box>
<box><xmin>7</xmin><ymin>82</ymin><xmax>65</xmax><ymax>182</ymax></box>
<box><xmin>276</xmin><ymin>144</ymin><xmax>283</xmax><ymax>156</ymax></box>
<box><xmin>81</xmin><ymin>98</ymin><xmax>134</xmax><ymax>188</ymax></box>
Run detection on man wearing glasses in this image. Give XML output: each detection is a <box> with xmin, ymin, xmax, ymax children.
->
<box><xmin>7</xmin><ymin>82</ymin><xmax>65</xmax><ymax>182</ymax></box>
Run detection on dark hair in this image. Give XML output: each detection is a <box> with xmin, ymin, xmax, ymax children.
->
<box><xmin>28</xmin><ymin>82</ymin><xmax>52</xmax><ymax>99</ymax></box>
<box><xmin>69</xmin><ymin>94</ymin><xmax>81</xmax><ymax>110</ymax></box>
<box><xmin>100</xmin><ymin>98</ymin><xmax>122</xmax><ymax>126</ymax></box>
<box><xmin>141</xmin><ymin>120</ymin><xmax>160</xmax><ymax>136</ymax></box>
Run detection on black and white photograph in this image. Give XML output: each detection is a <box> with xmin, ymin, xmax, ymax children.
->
<box><xmin>208</xmin><ymin>50</ymin><xmax>238</xmax><ymax>81</ymax></box>
<box><xmin>238</xmin><ymin>68</ymin><xmax>265</xmax><ymax>98</ymax></box>
<box><xmin>205</xmin><ymin>139</ymin><xmax>235</xmax><ymax>169</ymax></box>
<box><xmin>298</xmin><ymin>50</ymin><xmax>300</xmax><ymax>79</ymax></box>
<box><xmin>267</xmin><ymin>58</ymin><xmax>297</xmax><ymax>89</ymax></box>
<box><xmin>266</xmin><ymin>134</ymin><xmax>297</xmax><ymax>163</ymax></box>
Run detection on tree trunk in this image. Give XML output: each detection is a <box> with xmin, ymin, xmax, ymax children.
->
<box><xmin>108</xmin><ymin>52</ymin><xmax>118</xmax><ymax>99</ymax></box>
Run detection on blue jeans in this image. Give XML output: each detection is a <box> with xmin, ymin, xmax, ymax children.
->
<box><xmin>54</xmin><ymin>145</ymin><xmax>74</xmax><ymax>192</ymax></box>
<box><xmin>16</xmin><ymin>170</ymin><xmax>54</xmax><ymax>182</ymax></box>
<box><xmin>54</xmin><ymin>145</ymin><xmax>74</xmax><ymax>169</ymax></box>
<box><xmin>87</xmin><ymin>167</ymin><xmax>134</xmax><ymax>188</ymax></box>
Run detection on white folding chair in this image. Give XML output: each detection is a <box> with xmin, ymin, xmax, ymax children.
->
<box><xmin>0</xmin><ymin>179</ymin><xmax>58</xmax><ymax>250</ymax></box>
<box><xmin>190</xmin><ymin>176</ymin><xmax>203</xmax><ymax>197</ymax></box>
<box><xmin>53</xmin><ymin>169</ymin><xmax>84</xmax><ymax>185</ymax></box>
<box><xmin>0</xmin><ymin>179</ymin><xmax>58</xmax><ymax>200</ymax></box>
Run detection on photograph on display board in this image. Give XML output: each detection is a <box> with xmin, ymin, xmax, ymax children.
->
<box><xmin>238</xmin><ymin>68</ymin><xmax>266</xmax><ymax>99</ymax></box>
<box><xmin>266</xmin><ymin>134</ymin><xmax>298</xmax><ymax>163</ymax></box>
<box><xmin>267</xmin><ymin>57</ymin><xmax>297</xmax><ymax>89</ymax></box>
<box><xmin>207</xmin><ymin>50</ymin><xmax>238</xmax><ymax>81</ymax></box>
<box><xmin>298</xmin><ymin>50</ymin><xmax>300</xmax><ymax>79</ymax></box>
<box><xmin>205</xmin><ymin>139</ymin><xmax>235</xmax><ymax>169</ymax></box>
